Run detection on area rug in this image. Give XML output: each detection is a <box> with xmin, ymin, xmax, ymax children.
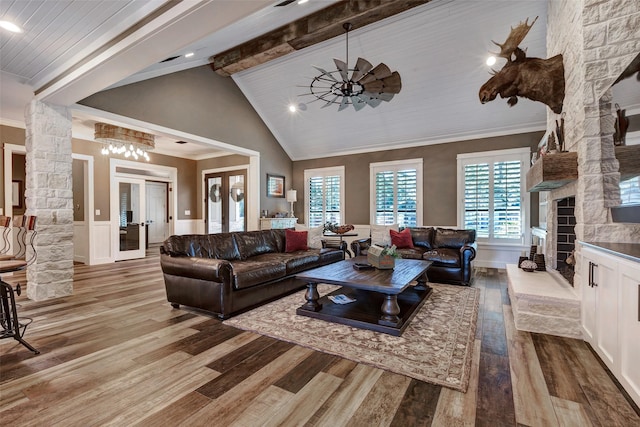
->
<box><xmin>224</xmin><ymin>283</ymin><xmax>480</xmax><ymax>392</ymax></box>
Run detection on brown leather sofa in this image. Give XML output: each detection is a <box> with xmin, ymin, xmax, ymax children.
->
<box><xmin>351</xmin><ymin>227</ymin><xmax>477</xmax><ymax>286</ymax></box>
<box><xmin>160</xmin><ymin>229</ymin><xmax>344</xmax><ymax>319</ymax></box>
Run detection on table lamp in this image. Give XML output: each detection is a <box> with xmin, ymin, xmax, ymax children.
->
<box><xmin>286</xmin><ymin>189</ymin><xmax>297</xmax><ymax>218</ymax></box>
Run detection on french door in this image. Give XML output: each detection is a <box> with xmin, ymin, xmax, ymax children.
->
<box><xmin>205</xmin><ymin>170</ymin><xmax>246</xmax><ymax>234</ymax></box>
<box><xmin>113</xmin><ymin>177</ymin><xmax>146</xmax><ymax>260</ymax></box>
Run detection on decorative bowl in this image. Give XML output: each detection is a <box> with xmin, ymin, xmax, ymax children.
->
<box><xmin>520</xmin><ymin>260</ymin><xmax>537</xmax><ymax>272</ymax></box>
<box><xmin>333</xmin><ymin>224</ymin><xmax>354</xmax><ymax>234</ymax></box>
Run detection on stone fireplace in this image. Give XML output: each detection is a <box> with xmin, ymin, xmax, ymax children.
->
<box><xmin>556</xmin><ymin>196</ymin><xmax>576</xmax><ymax>285</ymax></box>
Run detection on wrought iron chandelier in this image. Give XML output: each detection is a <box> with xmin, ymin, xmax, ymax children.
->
<box><xmin>301</xmin><ymin>22</ymin><xmax>402</xmax><ymax>111</ymax></box>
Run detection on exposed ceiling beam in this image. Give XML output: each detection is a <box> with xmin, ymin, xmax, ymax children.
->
<box><xmin>211</xmin><ymin>0</ymin><xmax>431</xmax><ymax>76</ymax></box>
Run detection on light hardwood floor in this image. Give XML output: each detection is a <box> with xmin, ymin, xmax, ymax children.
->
<box><xmin>1</xmin><ymin>254</ymin><xmax>639</xmax><ymax>426</ymax></box>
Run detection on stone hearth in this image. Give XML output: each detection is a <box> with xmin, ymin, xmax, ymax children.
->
<box><xmin>506</xmin><ymin>264</ymin><xmax>581</xmax><ymax>339</ymax></box>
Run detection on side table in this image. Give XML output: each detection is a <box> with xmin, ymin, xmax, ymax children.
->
<box><xmin>323</xmin><ymin>232</ymin><xmax>358</xmax><ymax>258</ymax></box>
<box><xmin>1</xmin><ymin>260</ymin><xmax>39</xmax><ymax>354</ymax></box>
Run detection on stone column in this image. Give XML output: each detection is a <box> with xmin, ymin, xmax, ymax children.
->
<box><xmin>24</xmin><ymin>99</ymin><xmax>74</xmax><ymax>300</ymax></box>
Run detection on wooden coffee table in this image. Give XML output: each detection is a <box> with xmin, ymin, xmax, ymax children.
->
<box><xmin>295</xmin><ymin>257</ymin><xmax>432</xmax><ymax>336</ymax></box>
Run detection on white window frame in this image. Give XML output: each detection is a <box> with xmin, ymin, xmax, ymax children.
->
<box><xmin>369</xmin><ymin>158</ymin><xmax>423</xmax><ymax>227</ymax></box>
<box><xmin>457</xmin><ymin>147</ymin><xmax>530</xmax><ymax>245</ymax></box>
<box><xmin>303</xmin><ymin>166</ymin><xmax>345</xmax><ymax>227</ymax></box>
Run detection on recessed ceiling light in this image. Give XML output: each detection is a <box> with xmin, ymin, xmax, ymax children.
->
<box><xmin>288</xmin><ymin>104</ymin><xmax>297</xmax><ymax>113</ymax></box>
<box><xmin>0</xmin><ymin>20</ymin><xmax>23</xmax><ymax>33</ymax></box>
<box><xmin>486</xmin><ymin>56</ymin><xmax>497</xmax><ymax>66</ymax></box>
<box><xmin>297</xmin><ymin>0</ymin><xmax>309</xmax><ymax>4</ymax></box>
<box><xmin>185</xmin><ymin>52</ymin><xmax>194</xmax><ymax>58</ymax></box>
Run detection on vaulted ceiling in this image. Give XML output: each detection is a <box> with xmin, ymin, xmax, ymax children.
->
<box><xmin>1</xmin><ymin>1</ymin><xmax>638</xmax><ymax>160</ymax></box>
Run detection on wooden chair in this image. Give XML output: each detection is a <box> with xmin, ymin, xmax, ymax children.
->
<box><xmin>0</xmin><ymin>216</ymin><xmax>11</xmax><ymax>256</ymax></box>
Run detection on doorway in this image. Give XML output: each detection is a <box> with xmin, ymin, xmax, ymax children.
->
<box><xmin>145</xmin><ymin>181</ymin><xmax>169</xmax><ymax>245</ymax></box>
<box><xmin>205</xmin><ymin>170</ymin><xmax>246</xmax><ymax>234</ymax></box>
<box><xmin>113</xmin><ymin>177</ymin><xmax>146</xmax><ymax>261</ymax></box>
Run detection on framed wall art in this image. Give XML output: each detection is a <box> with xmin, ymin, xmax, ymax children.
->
<box><xmin>266</xmin><ymin>174</ymin><xmax>285</xmax><ymax>198</ymax></box>
<box><xmin>12</xmin><ymin>180</ymin><xmax>23</xmax><ymax>208</ymax></box>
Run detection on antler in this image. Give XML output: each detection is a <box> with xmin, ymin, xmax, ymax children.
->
<box><xmin>491</xmin><ymin>16</ymin><xmax>538</xmax><ymax>61</ymax></box>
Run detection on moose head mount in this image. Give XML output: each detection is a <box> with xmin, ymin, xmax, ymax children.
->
<box><xmin>479</xmin><ymin>16</ymin><xmax>565</xmax><ymax>114</ymax></box>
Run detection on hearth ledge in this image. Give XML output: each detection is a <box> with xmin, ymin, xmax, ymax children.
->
<box><xmin>506</xmin><ymin>264</ymin><xmax>581</xmax><ymax>339</ymax></box>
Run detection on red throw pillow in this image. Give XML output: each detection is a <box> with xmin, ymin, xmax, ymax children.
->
<box><xmin>285</xmin><ymin>229</ymin><xmax>308</xmax><ymax>252</ymax></box>
<box><xmin>390</xmin><ymin>228</ymin><xmax>414</xmax><ymax>249</ymax></box>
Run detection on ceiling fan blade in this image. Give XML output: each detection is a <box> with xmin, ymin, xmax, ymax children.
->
<box><xmin>367</xmin><ymin>98</ymin><xmax>383</xmax><ymax>108</ymax></box>
<box><xmin>352</xmin><ymin>96</ymin><xmax>366</xmax><ymax>111</ymax></box>
<box><xmin>337</xmin><ymin>96</ymin><xmax>350</xmax><ymax>111</ymax></box>
<box><xmin>381</xmin><ymin>72</ymin><xmax>402</xmax><ymax>94</ymax></box>
<box><xmin>363</xmin><ymin>80</ymin><xmax>384</xmax><ymax>94</ymax></box>
<box><xmin>377</xmin><ymin>93</ymin><xmax>395</xmax><ymax>102</ymax></box>
<box><xmin>333</xmin><ymin>59</ymin><xmax>349</xmax><ymax>82</ymax></box>
<box><xmin>351</xmin><ymin>57</ymin><xmax>373</xmax><ymax>82</ymax></box>
<box><xmin>312</xmin><ymin>66</ymin><xmax>338</xmax><ymax>81</ymax></box>
<box><xmin>321</xmin><ymin>95</ymin><xmax>339</xmax><ymax>108</ymax></box>
<box><xmin>359</xmin><ymin>63</ymin><xmax>392</xmax><ymax>84</ymax></box>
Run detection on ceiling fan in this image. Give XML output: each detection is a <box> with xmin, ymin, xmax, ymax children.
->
<box><xmin>301</xmin><ymin>22</ymin><xmax>402</xmax><ymax>111</ymax></box>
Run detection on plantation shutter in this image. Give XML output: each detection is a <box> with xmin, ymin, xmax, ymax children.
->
<box><xmin>464</xmin><ymin>163</ymin><xmax>490</xmax><ymax>238</ymax></box>
<box><xmin>375</xmin><ymin>171</ymin><xmax>395</xmax><ymax>225</ymax></box>
<box><xmin>493</xmin><ymin>160</ymin><xmax>522</xmax><ymax>239</ymax></box>
<box><xmin>374</xmin><ymin>168</ymin><xmax>418</xmax><ymax>227</ymax></box>
<box><xmin>307</xmin><ymin>174</ymin><xmax>342</xmax><ymax>228</ymax></box>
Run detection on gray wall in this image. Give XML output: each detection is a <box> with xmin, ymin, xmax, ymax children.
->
<box><xmin>292</xmin><ymin>132</ymin><xmax>543</xmax><ymax>227</ymax></box>
<box><xmin>79</xmin><ymin>65</ymin><xmax>292</xmax><ymax>216</ymax></box>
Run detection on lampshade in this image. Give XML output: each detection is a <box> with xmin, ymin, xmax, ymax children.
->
<box><xmin>286</xmin><ymin>189</ymin><xmax>297</xmax><ymax>203</ymax></box>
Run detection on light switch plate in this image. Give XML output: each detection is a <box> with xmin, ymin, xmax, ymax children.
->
<box><xmin>185</xmin><ymin>210</ymin><xmax>191</xmax><ymax>216</ymax></box>
<box><xmin>95</xmin><ymin>209</ymin><xmax>101</xmax><ymax>216</ymax></box>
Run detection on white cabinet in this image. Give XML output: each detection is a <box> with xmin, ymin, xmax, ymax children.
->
<box><xmin>619</xmin><ymin>259</ymin><xmax>640</xmax><ymax>405</ymax></box>
<box><xmin>581</xmin><ymin>247</ymin><xmax>618</xmax><ymax>370</ymax></box>
<box><xmin>579</xmin><ymin>244</ymin><xmax>640</xmax><ymax>407</ymax></box>
<box><xmin>260</xmin><ymin>218</ymin><xmax>297</xmax><ymax>230</ymax></box>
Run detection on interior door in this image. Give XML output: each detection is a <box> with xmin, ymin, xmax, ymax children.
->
<box><xmin>205</xmin><ymin>170</ymin><xmax>246</xmax><ymax>234</ymax></box>
<box><xmin>115</xmin><ymin>177</ymin><xmax>146</xmax><ymax>260</ymax></box>
<box><xmin>145</xmin><ymin>181</ymin><xmax>168</xmax><ymax>244</ymax></box>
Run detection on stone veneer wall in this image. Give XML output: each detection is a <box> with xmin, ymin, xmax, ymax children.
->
<box><xmin>25</xmin><ymin>100</ymin><xmax>74</xmax><ymax>300</ymax></box>
<box><xmin>546</xmin><ymin>0</ymin><xmax>640</xmax><ymax>292</ymax></box>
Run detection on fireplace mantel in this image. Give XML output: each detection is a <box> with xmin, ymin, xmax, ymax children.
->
<box><xmin>526</xmin><ymin>152</ymin><xmax>578</xmax><ymax>192</ymax></box>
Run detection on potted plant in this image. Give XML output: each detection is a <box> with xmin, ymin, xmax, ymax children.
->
<box><xmin>368</xmin><ymin>244</ymin><xmax>401</xmax><ymax>269</ymax></box>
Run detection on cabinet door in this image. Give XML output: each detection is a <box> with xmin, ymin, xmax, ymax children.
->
<box><xmin>581</xmin><ymin>248</ymin><xmax>598</xmax><ymax>343</ymax></box>
<box><xmin>594</xmin><ymin>251</ymin><xmax>618</xmax><ymax>370</ymax></box>
<box><xmin>619</xmin><ymin>260</ymin><xmax>640</xmax><ymax>407</ymax></box>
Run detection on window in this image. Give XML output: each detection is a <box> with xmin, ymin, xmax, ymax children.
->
<box><xmin>457</xmin><ymin>148</ymin><xmax>529</xmax><ymax>244</ymax></box>
<box><xmin>620</xmin><ymin>176</ymin><xmax>640</xmax><ymax>205</ymax></box>
<box><xmin>370</xmin><ymin>159</ymin><xmax>422</xmax><ymax>227</ymax></box>
<box><xmin>304</xmin><ymin>166</ymin><xmax>345</xmax><ymax>227</ymax></box>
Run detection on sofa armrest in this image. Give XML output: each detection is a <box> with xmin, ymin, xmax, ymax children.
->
<box><xmin>351</xmin><ymin>238</ymin><xmax>371</xmax><ymax>257</ymax></box>
<box><xmin>160</xmin><ymin>254</ymin><xmax>232</xmax><ymax>282</ymax></box>
<box><xmin>460</xmin><ymin>242</ymin><xmax>477</xmax><ymax>263</ymax></box>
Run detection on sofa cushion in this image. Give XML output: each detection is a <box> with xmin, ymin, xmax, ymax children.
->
<box><xmin>234</xmin><ymin>230</ymin><xmax>280</xmax><ymax>259</ymax></box>
<box><xmin>408</xmin><ymin>227</ymin><xmax>434</xmax><ymax>250</ymax></box>
<box><xmin>390</xmin><ymin>228</ymin><xmax>414</xmax><ymax>248</ymax></box>
<box><xmin>433</xmin><ymin>228</ymin><xmax>476</xmax><ymax>249</ymax></box>
<box><xmin>231</xmin><ymin>260</ymin><xmax>287</xmax><ymax>289</ymax></box>
<box><xmin>371</xmin><ymin>224</ymin><xmax>398</xmax><ymax>246</ymax></box>
<box><xmin>397</xmin><ymin>247</ymin><xmax>425</xmax><ymax>260</ymax></box>
<box><xmin>209</xmin><ymin>232</ymin><xmax>241</xmax><ymax>260</ymax></box>
<box><xmin>423</xmin><ymin>248</ymin><xmax>461</xmax><ymax>267</ymax></box>
<box><xmin>286</xmin><ymin>229</ymin><xmax>308</xmax><ymax>252</ymax></box>
<box><xmin>285</xmin><ymin>251</ymin><xmax>321</xmax><ymax>275</ymax></box>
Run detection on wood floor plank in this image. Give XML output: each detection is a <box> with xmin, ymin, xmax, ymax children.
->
<box><xmin>133</xmin><ymin>392</ymin><xmax>212</xmax><ymax>427</ymax></box>
<box><xmin>348</xmin><ymin>370</ymin><xmax>412</xmax><ymax>427</ymax></box>
<box><xmin>273</xmin><ymin>350</ymin><xmax>338</xmax><ymax>393</ymax></box>
<box><xmin>261</xmin><ymin>373</ymin><xmax>343</xmax><ymax>427</ymax></box>
<box><xmin>309</xmin><ymin>364</ymin><xmax>384</xmax><ymax>427</ymax></box>
<box><xmin>550</xmin><ymin>396</ymin><xmax>593</xmax><ymax>427</ymax></box>
<box><xmin>389</xmin><ymin>379</ymin><xmax>441</xmax><ymax>426</ymax></box>
<box><xmin>229</xmin><ymin>385</ymin><xmax>294</xmax><ymax>427</ymax></box>
<box><xmin>503</xmin><ymin>304</ymin><xmax>559</xmax><ymax>426</ymax></box>
<box><xmin>475</xmin><ymin>352</ymin><xmax>516</xmax><ymax>426</ymax></box>
<box><xmin>432</xmin><ymin>339</ymin><xmax>481</xmax><ymax>427</ymax></box>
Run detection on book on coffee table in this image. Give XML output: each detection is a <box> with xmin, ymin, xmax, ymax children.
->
<box><xmin>328</xmin><ymin>294</ymin><xmax>356</xmax><ymax>304</ymax></box>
